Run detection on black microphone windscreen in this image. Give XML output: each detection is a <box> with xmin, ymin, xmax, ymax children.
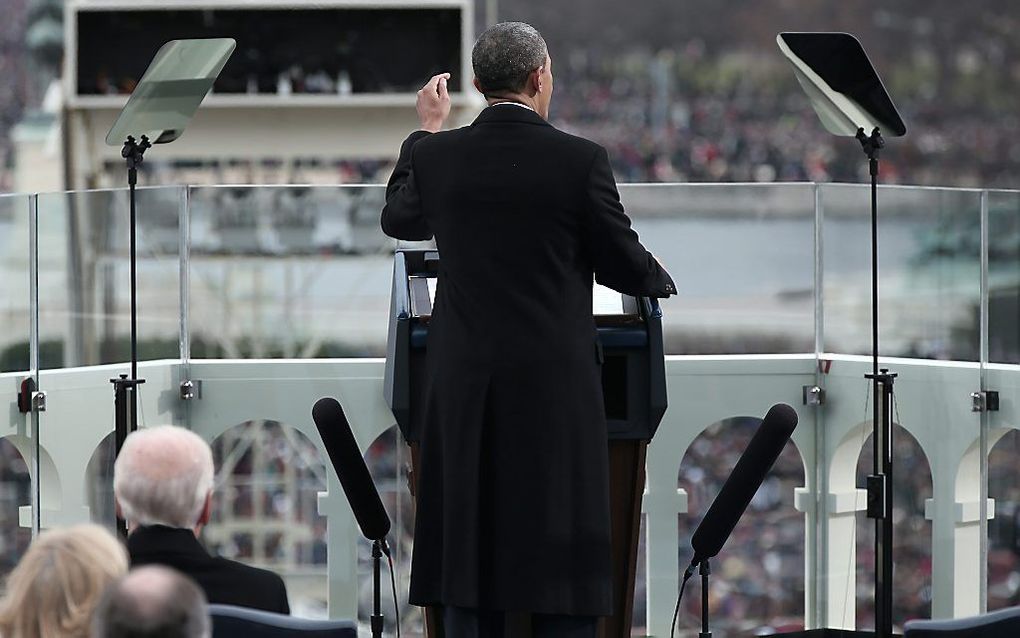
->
<box><xmin>690</xmin><ymin>403</ymin><xmax>798</xmax><ymax>564</ymax></box>
<box><xmin>312</xmin><ymin>397</ymin><xmax>391</xmax><ymax>541</ymax></box>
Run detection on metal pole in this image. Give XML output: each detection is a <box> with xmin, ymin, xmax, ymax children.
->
<box><xmin>859</xmin><ymin>126</ymin><xmax>894</xmax><ymax>638</ymax></box>
<box><xmin>881</xmin><ymin>374</ymin><xmax>895</xmax><ymax>636</ymax></box>
<box><xmin>128</xmin><ymin>171</ymin><xmax>140</xmax><ymax>436</ymax></box>
<box><xmin>113</xmin><ymin>136</ymin><xmax>148</xmax><ymax>452</ymax></box>
<box><xmin>699</xmin><ymin>560</ymin><xmax>712</xmax><ymax>638</ymax></box>
<box><xmin>129</xmin><ymin>170</ymin><xmax>138</xmax><ymax>382</ymax></box>
<box><xmin>871</xmin><ymin>154</ymin><xmax>878</xmax><ymax>383</ymax></box>
<box><xmin>870</xmin><ymin>152</ymin><xmax>885</xmax><ymax>638</ymax></box>
<box><xmin>29</xmin><ymin>195</ymin><xmax>40</xmax><ymax>538</ymax></box>
<box><xmin>979</xmin><ymin>189</ymin><xmax>990</xmax><ymax>612</ymax></box>
<box><xmin>371</xmin><ymin>540</ymin><xmax>385</xmax><ymax>638</ymax></box>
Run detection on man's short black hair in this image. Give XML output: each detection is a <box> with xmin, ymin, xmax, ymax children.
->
<box><xmin>472</xmin><ymin>21</ymin><xmax>548</xmax><ymax>96</ymax></box>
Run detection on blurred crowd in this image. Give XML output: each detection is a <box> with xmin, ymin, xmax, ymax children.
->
<box><xmin>0</xmin><ymin>440</ymin><xmax>31</xmax><ymax>575</ymax></box>
<box><xmin>4</xmin><ymin>2</ymin><xmax>1020</xmax><ymax>191</ymax></box>
<box><xmin>550</xmin><ymin>44</ymin><xmax>1020</xmax><ymax>189</ymax></box>
<box><xmin>989</xmin><ymin>431</ymin><xmax>1020</xmax><ymax>611</ymax></box>
<box><xmin>205</xmin><ymin>422</ymin><xmax>328</xmax><ymax>575</ymax></box>
<box><xmin>853</xmin><ymin>429</ymin><xmax>934</xmax><ymax>630</ymax></box>
<box><xmin>674</xmin><ymin>418</ymin><xmax>808</xmax><ymax>635</ymax></box>
<box><xmin>96</xmin><ymin>36</ymin><xmax>1020</xmax><ymax>190</ymax></box>
<box><xmin>0</xmin><ymin>0</ymin><xmax>29</xmax><ymax>193</ymax></box>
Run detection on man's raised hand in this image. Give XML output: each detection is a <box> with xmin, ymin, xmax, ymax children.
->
<box><xmin>417</xmin><ymin>73</ymin><xmax>452</xmax><ymax>133</ymax></box>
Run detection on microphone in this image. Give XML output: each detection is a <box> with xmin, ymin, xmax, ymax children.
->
<box><xmin>690</xmin><ymin>403</ymin><xmax>798</xmax><ymax>566</ymax></box>
<box><xmin>312</xmin><ymin>397</ymin><xmax>391</xmax><ymax>541</ymax></box>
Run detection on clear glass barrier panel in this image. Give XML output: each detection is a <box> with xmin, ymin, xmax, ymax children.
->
<box><xmin>186</xmin><ymin>184</ymin><xmax>399</xmax><ymax>623</ymax></box>
<box><xmin>177</xmin><ymin>362</ymin><xmax>372</xmax><ymax>623</ymax></box>
<box><xmin>987</xmin><ymin>191</ymin><xmax>1020</xmax><ymax>365</ymax></box>
<box><xmin>819</xmin><ymin>185</ymin><xmax>982</xmax><ymax>629</ymax></box>
<box><xmin>36</xmin><ymin>187</ymin><xmax>184</xmax><ymax>531</ymax></box>
<box><xmin>36</xmin><ymin>187</ymin><xmax>184</xmax><ymax>369</ymax></box>
<box><xmin>187</xmin><ymin>185</ymin><xmax>389</xmax><ymax>358</ymax></box>
<box><xmin>205</xmin><ymin>419</ymin><xmax>330</xmax><ymax>619</ymax></box>
<box><xmin>0</xmin><ymin>181</ymin><xmax>1005</xmax><ymax>633</ymax></box>
<box><xmin>0</xmin><ymin>194</ymin><xmax>32</xmax><ymax>373</ymax></box>
<box><xmin>820</xmin><ymin>184</ymin><xmax>983</xmax><ymax>360</ymax></box>
<box><xmin>986</xmin><ymin>190</ymin><xmax>1020</xmax><ymax>612</ymax></box>
<box><xmin>988</xmin><ymin>429</ymin><xmax>1020</xmax><ymax>611</ymax></box>
<box><xmin>621</xmin><ymin>183</ymin><xmax>817</xmax><ymax>355</ymax></box>
<box><xmin>0</xmin><ymin>194</ymin><xmax>34</xmax><ymax>578</ymax></box>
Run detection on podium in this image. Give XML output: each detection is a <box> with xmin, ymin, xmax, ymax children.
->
<box><xmin>384</xmin><ymin>249</ymin><xmax>668</xmax><ymax>636</ymax></box>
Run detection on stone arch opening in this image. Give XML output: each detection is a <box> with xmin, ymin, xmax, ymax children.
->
<box><xmin>852</xmin><ymin>425</ymin><xmax>933</xmax><ymax>629</ymax></box>
<box><xmin>85</xmin><ymin>432</ymin><xmax>116</xmax><ymax>526</ymax></box>
<box><xmin>674</xmin><ymin>416</ymin><xmax>807</xmax><ymax>635</ymax></box>
<box><xmin>987</xmin><ymin>427</ymin><xmax>1020</xmax><ymax>610</ymax></box>
<box><xmin>6</xmin><ymin>435</ymin><xmax>62</xmax><ymax>531</ymax></box>
<box><xmin>207</xmin><ymin>419</ymin><xmax>329</xmax><ymax>617</ymax></box>
<box><xmin>0</xmin><ymin>436</ymin><xmax>32</xmax><ymax>577</ymax></box>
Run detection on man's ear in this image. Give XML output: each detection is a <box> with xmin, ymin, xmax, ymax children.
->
<box><xmin>531</xmin><ymin>67</ymin><xmax>545</xmax><ymax>95</ymax></box>
<box><xmin>472</xmin><ymin>77</ymin><xmax>483</xmax><ymax>94</ymax></box>
<box><xmin>197</xmin><ymin>492</ymin><xmax>212</xmax><ymax>526</ymax></box>
<box><xmin>114</xmin><ymin>497</ymin><xmax>123</xmax><ymax>521</ymax></box>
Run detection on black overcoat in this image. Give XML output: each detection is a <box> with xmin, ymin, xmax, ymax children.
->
<box><xmin>381</xmin><ymin>104</ymin><xmax>675</xmax><ymax>616</ymax></box>
<box><xmin>128</xmin><ymin>525</ymin><xmax>291</xmax><ymax>614</ymax></box>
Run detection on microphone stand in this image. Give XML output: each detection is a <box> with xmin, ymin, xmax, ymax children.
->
<box><xmin>371</xmin><ymin>540</ymin><xmax>382</xmax><ymax>638</ymax></box>
<box><xmin>699</xmin><ymin>559</ymin><xmax>712</xmax><ymax>638</ymax></box>
<box><xmin>857</xmin><ymin>127</ymin><xmax>896</xmax><ymax>638</ymax></box>
<box><xmin>371</xmin><ymin>539</ymin><xmax>390</xmax><ymax>638</ymax></box>
<box><xmin>112</xmin><ymin>135</ymin><xmax>149</xmax><ymax>537</ymax></box>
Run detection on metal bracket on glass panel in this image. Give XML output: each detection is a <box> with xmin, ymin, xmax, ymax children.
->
<box><xmin>179</xmin><ymin>380</ymin><xmax>202</xmax><ymax>401</ymax></box>
<box><xmin>31</xmin><ymin>391</ymin><xmax>46</xmax><ymax>413</ymax></box>
<box><xmin>970</xmin><ymin>390</ymin><xmax>999</xmax><ymax>413</ymax></box>
<box><xmin>17</xmin><ymin>378</ymin><xmax>46</xmax><ymax>413</ymax></box>
<box><xmin>802</xmin><ymin>385</ymin><xmax>826</xmax><ymax>406</ymax></box>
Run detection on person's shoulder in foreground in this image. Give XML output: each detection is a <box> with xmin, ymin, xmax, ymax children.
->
<box><xmin>115</xmin><ymin>425</ymin><xmax>291</xmax><ymax>615</ymax></box>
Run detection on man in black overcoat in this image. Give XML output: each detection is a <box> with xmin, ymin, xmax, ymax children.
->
<box><xmin>381</xmin><ymin>21</ymin><xmax>675</xmax><ymax>638</ymax></box>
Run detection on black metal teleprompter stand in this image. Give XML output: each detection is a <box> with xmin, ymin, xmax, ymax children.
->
<box><xmin>865</xmin><ymin>368</ymin><xmax>895</xmax><ymax>638</ymax></box>
<box><xmin>773</xmin><ymin>32</ymin><xmax>906</xmax><ymax>638</ymax></box>
<box><xmin>111</xmin><ymin>135</ymin><xmax>150</xmax><ymax>536</ymax></box>
<box><xmin>768</xmin><ymin>130</ymin><xmax>902</xmax><ymax>638</ymax></box>
<box><xmin>858</xmin><ymin>126</ymin><xmax>896</xmax><ymax>638</ymax></box>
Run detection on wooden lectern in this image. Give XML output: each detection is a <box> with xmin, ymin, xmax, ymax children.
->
<box><xmin>386</xmin><ymin>249</ymin><xmax>667</xmax><ymax>637</ymax></box>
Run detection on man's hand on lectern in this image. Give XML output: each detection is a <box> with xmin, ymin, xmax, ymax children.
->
<box><xmin>417</xmin><ymin>73</ymin><xmax>452</xmax><ymax>133</ymax></box>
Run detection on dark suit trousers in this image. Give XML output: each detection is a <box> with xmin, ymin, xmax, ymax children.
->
<box><xmin>442</xmin><ymin>607</ymin><xmax>598</xmax><ymax>638</ymax></box>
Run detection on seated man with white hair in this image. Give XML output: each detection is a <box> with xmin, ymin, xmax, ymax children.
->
<box><xmin>114</xmin><ymin>425</ymin><xmax>290</xmax><ymax>614</ymax></box>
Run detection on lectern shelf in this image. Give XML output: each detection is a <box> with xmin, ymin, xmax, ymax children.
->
<box><xmin>407</xmin><ymin>275</ymin><xmax>639</xmax><ymax>319</ymax></box>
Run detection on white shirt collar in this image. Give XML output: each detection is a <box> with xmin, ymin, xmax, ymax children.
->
<box><xmin>490</xmin><ymin>101</ymin><xmax>535</xmax><ymax>112</ymax></box>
